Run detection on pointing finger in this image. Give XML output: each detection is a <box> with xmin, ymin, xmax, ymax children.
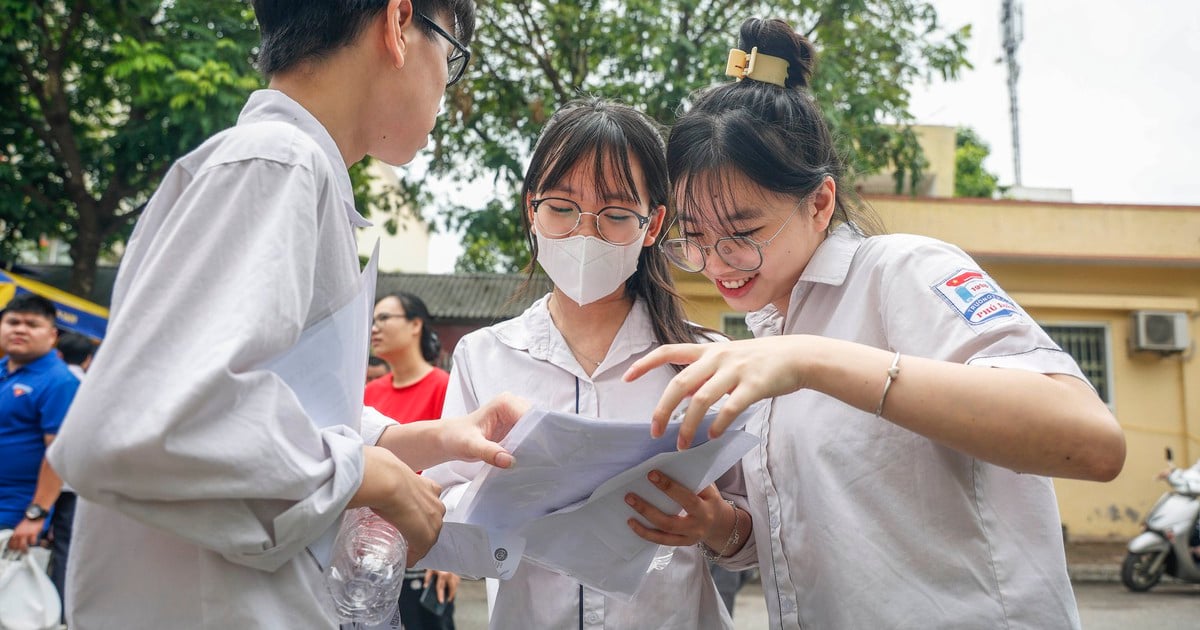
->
<box><xmin>624</xmin><ymin>343</ymin><xmax>706</xmax><ymax>383</ymax></box>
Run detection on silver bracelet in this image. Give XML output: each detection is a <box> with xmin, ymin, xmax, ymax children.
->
<box><xmin>699</xmin><ymin>499</ymin><xmax>741</xmax><ymax>561</ymax></box>
<box><xmin>874</xmin><ymin>352</ymin><xmax>901</xmax><ymax>417</ymax></box>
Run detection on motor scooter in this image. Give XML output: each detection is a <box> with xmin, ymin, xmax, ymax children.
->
<box><xmin>1121</xmin><ymin>447</ymin><xmax>1200</xmax><ymax>591</ymax></box>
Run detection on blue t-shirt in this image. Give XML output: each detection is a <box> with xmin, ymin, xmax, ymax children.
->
<box><xmin>0</xmin><ymin>352</ymin><xmax>79</xmax><ymax>527</ymax></box>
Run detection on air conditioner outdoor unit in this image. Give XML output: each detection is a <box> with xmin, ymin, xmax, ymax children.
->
<box><xmin>1130</xmin><ymin>311</ymin><xmax>1191</xmax><ymax>354</ymax></box>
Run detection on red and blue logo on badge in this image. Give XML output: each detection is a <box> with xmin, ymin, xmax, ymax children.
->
<box><xmin>932</xmin><ymin>269</ymin><xmax>1019</xmax><ymax>325</ymax></box>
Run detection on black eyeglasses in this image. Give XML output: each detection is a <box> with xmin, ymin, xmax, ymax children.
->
<box><xmin>660</xmin><ymin>199</ymin><xmax>805</xmax><ymax>273</ymax></box>
<box><xmin>530</xmin><ymin>197</ymin><xmax>653</xmax><ymax>246</ymax></box>
<box><xmin>372</xmin><ymin>312</ymin><xmax>412</xmax><ymax>326</ymax></box>
<box><xmin>417</xmin><ymin>13</ymin><xmax>471</xmax><ymax>86</ymax></box>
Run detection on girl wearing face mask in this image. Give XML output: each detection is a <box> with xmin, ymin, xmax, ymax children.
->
<box><xmin>423</xmin><ymin>98</ymin><xmax>742</xmax><ymax>629</ymax></box>
<box><xmin>624</xmin><ymin>17</ymin><xmax>1126</xmax><ymax>630</ymax></box>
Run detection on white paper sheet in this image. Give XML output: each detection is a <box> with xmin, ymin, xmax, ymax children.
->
<box><xmin>418</xmin><ymin>402</ymin><xmax>764</xmax><ymax>598</ymax></box>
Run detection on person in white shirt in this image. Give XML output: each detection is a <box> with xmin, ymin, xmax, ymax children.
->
<box><xmin>624</xmin><ymin>17</ymin><xmax>1126</xmax><ymax>630</ymax></box>
<box><xmin>46</xmin><ymin>2</ymin><xmax>525</xmax><ymax>628</ymax></box>
<box><xmin>424</xmin><ymin>98</ymin><xmax>744</xmax><ymax>629</ymax></box>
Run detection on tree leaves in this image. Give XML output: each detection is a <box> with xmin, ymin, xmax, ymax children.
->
<box><xmin>0</xmin><ymin>0</ymin><xmax>264</xmax><ymax>293</ymax></box>
<box><xmin>1</xmin><ymin>0</ymin><xmax>972</xmax><ymax>288</ymax></box>
<box><xmin>955</xmin><ymin>127</ymin><xmax>1000</xmax><ymax>199</ymax></box>
<box><xmin>418</xmin><ymin>0</ymin><xmax>971</xmax><ymax>272</ymax></box>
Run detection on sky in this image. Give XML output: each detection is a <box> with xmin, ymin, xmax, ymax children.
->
<box><xmin>427</xmin><ymin>0</ymin><xmax>1200</xmax><ymax>273</ymax></box>
<box><xmin>911</xmin><ymin>0</ymin><xmax>1200</xmax><ymax>205</ymax></box>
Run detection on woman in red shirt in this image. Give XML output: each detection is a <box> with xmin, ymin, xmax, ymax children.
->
<box><xmin>364</xmin><ymin>291</ymin><xmax>456</xmax><ymax>630</ymax></box>
<box><xmin>366</xmin><ymin>292</ymin><xmax>449</xmax><ymax>423</ymax></box>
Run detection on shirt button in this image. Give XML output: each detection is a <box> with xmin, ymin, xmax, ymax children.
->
<box><xmin>585</xmin><ymin>612</ymin><xmax>601</xmax><ymax>624</ymax></box>
<box><xmin>780</xmin><ymin>598</ymin><xmax>796</xmax><ymax>614</ymax></box>
<box><xmin>769</xmin><ymin>512</ymin><xmax>781</xmax><ymax>529</ymax></box>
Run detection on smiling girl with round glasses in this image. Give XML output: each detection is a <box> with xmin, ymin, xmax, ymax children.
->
<box><xmin>625</xmin><ymin>16</ymin><xmax>1125</xmax><ymax>630</ymax></box>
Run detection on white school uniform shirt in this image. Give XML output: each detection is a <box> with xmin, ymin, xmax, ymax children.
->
<box><xmin>424</xmin><ymin>295</ymin><xmax>735</xmax><ymax>630</ymax></box>
<box><xmin>47</xmin><ymin>90</ymin><xmax>392</xmax><ymax>629</ymax></box>
<box><xmin>738</xmin><ymin>224</ymin><xmax>1084</xmax><ymax>629</ymax></box>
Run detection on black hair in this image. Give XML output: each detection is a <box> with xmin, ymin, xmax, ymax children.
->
<box><xmin>381</xmin><ymin>291</ymin><xmax>442</xmax><ymax>364</ymax></box>
<box><xmin>1</xmin><ymin>293</ymin><xmax>58</xmax><ymax>323</ymax></box>
<box><xmin>57</xmin><ymin>331</ymin><xmax>96</xmax><ymax>366</ymax></box>
<box><xmin>520</xmin><ymin>97</ymin><xmax>712</xmax><ymax>355</ymax></box>
<box><xmin>252</xmin><ymin>0</ymin><xmax>476</xmax><ymax>76</ymax></box>
<box><xmin>367</xmin><ymin>355</ymin><xmax>389</xmax><ymax>368</ymax></box>
<box><xmin>668</xmin><ymin>17</ymin><xmax>883</xmax><ymax>237</ymax></box>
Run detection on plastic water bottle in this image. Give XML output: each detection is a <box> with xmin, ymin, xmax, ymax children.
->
<box><xmin>648</xmin><ymin>545</ymin><xmax>674</xmax><ymax>572</ymax></box>
<box><xmin>325</xmin><ymin>507</ymin><xmax>407</xmax><ymax>625</ymax></box>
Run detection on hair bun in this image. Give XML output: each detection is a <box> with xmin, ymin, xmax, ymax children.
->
<box><xmin>738</xmin><ymin>17</ymin><xmax>816</xmax><ymax>89</ymax></box>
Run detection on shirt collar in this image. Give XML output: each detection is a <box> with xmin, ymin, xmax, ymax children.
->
<box><xmin>494</xmin><ymin>294</ymin><xmax>658</xmax><ymax>378</ymax></box>
<box><xmin>796</xmin><ymin>223</ymin><xmax>862</xmax><ymax>287</ymax></box>
<box><xmin>1</xmin><ymin>351</ymin><xmax>60</xmax><ymax>377</ymax></box>
<box><xmin>745</xmin><ymin>223</ymin><xmax>864</xmax><ymax>336</ymax></box>
<box><xmin>237</xmin><ymin>89</ymin><xmax>371</xmax><ymax>229</ymax></box>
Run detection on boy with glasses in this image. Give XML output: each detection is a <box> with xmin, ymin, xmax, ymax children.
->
<box><xmin>48</xmin><ymin>2</ymin><xmax>523</xmax><ymax>628</ymax></box>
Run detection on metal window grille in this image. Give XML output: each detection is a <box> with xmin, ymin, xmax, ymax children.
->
<box><xmin>721</xmin><ymin>314</ymin><xmax>754</xmax><ymax>340</ymax></box>
<box><xmin>1041</xmin><ymin>324</ymin><xmax>1111</xmax><ymax>404</ymax></box>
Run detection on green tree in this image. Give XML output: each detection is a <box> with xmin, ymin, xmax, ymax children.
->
<box><xmin>427</xmin><ymin>0</ymin><xmax>971</xmax><ymax>271</ymax></box>
<box><xmin>0</xmin><ymin>1</ymin><xmax>260</xmax><ymax>295</ymax></box>
<box><xmin>954</xmin><ymin>127</ymin><xmax>999</xmax><ymax>198</ymax></box>
<box><xmin>0</xmin><ymin>1</ymin><xmax>399</xmax><ymax>296</ymax></box>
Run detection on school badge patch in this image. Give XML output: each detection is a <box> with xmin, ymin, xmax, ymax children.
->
<box><xmin>12</xmin><ymin>383</ymin><xmax>32</xmax><ymax>397</ymax></box>
<box><xmin>932</xmin><ymin>269</ymin><xmax>1020</xmax><ymax>326</ymax></box>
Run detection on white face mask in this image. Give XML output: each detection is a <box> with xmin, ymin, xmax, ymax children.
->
<box><xmin>535</xmin><ymin>232</ymin><xmax>643</xmax><ymax>306</ymax></box>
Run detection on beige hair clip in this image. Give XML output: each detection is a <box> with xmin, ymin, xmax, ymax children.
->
<box><xmin>724</xmin><ymin>47</ymin><xmax>790</xmax><ymax>87</ymax></box>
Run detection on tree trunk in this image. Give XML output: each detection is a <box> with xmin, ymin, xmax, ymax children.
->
<box><xmin>67</xmin><ymin>225</ymin><xmax>101</xmax><ymax>299</ymax></box>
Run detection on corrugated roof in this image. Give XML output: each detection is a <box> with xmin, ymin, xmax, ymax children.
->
<box><xmin>10</xmin><ymin>264</ymin><xmax>551</xmax><ymax>323</ymax></box>
<box><xmin>375</xmin><ymin>272</ymin><xmax>553</xmax><ymax>322</ymax></box>
<box><xmin>13</xmin><ymin>264</ymin><xmax>118</xmax><ymax>307</ymax></box>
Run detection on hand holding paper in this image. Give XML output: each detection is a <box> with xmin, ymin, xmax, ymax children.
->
<box><xmin>624</xmin><ymin>477</ymin><xmax>734</xmax><ymax>550</ymax></box>
<box><xmin>436</xmin><ymin>392</ymin><xmax>530</xmax><ymax>469</ymax></box>
<box><xmin>417</xmin><ymin>400</ymin><xmax>767</xmax><ymax>598</ymax></box>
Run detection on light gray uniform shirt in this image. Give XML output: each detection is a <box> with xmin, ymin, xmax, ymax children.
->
<box><xmin>741</xmin><ymin>224</ymin><xmax>1084</xmax><ymax>629</ymax></box>
<box><xmin>425</xmin><ymin>296</ymin><xmax>737</xmax><ymax>630</ymax></box>
<box><xmin>48</xmin><ymin>90</ymin><xmax>390</xmax><ymax>629</ymax></box>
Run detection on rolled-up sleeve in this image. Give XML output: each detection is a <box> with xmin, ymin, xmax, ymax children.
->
<box><xmin>360</xmin><ymin>406</ymin><xmax>393</xmax><ymax>448</ymax></box>
<box><xmin>48</xmin><ymin>156</ymin><xmax>364</xmax><ymax>572</ymax></box>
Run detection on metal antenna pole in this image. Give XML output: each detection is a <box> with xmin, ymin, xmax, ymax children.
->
<box><xmin>1001</xmin><ymin>0</ymin><xmax>1024</xmax><ymax>186</ymax></box>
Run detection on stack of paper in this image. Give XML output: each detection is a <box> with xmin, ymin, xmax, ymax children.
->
<box><xmin>415</xmin><ymin>402</ymin><xmax>764</xmax><ymax>598</ymax></box>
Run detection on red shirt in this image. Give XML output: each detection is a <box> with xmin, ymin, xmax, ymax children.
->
<box><xmin>363</xmin><ymin>367</ymin><xmax>450</xmax><ymax>424</ymax></box>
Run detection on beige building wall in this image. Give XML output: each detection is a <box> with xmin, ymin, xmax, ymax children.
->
<box><xmin>675</xmin><ymin>195</ymin><xmax>1200</xmax><ymax>541</ymax></box>
<box><xmin>856</xmin><ymin>125</ymin><xmax>958</xmax><ymax>198</ymax></box>
<box><xmin>356</xmin><ymin>161</ymin><xmax>431</xmax><ymax>273</ymax></box>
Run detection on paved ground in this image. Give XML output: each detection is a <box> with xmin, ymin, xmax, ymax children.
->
<box><xmin>1066</xmin><ymin>540</ymin><xmax>1127</xmax><ymax>582</ymax></box>
<box><xmin>1075</xmin><ymin>581</ymin><xmax>1200</xmax><ymax>630</ymax></box>
<box><xmin>445</xmin><ymin>541</ymin><xmax>1197</xmax><ymax>629</ymax></box>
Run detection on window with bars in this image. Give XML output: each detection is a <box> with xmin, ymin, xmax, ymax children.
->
<box><xmin>721</xmin><ymin>313</ymin><xmax>754</xmax><ymax>340</ymax></box>
<box><xmin>1041</xmin><ymin>324</ymin><xmax>1112</xmax><ymax>404</ymax></box>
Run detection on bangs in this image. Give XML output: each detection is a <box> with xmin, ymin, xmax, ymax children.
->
<box><xmin>672</xmin><ymin>167</ymin><xmax>792</xmax><ymax>236</ymax></box>
<box><xmin>533</xmin><ymin>118</ymin><xmax>645</xmax><ymax>206</ymax></box>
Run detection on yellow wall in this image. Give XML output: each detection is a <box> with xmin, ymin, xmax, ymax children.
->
<box><xmin>675</xmin><ymin>195</ymin><xmax>1200</xmax><ymax>541</ymax></box>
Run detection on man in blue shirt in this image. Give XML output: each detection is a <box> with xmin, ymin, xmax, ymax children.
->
<box><xmin>0</xmin><ymin>293</ymin><xmax>79</xmax><ymax>553</ymax></box>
